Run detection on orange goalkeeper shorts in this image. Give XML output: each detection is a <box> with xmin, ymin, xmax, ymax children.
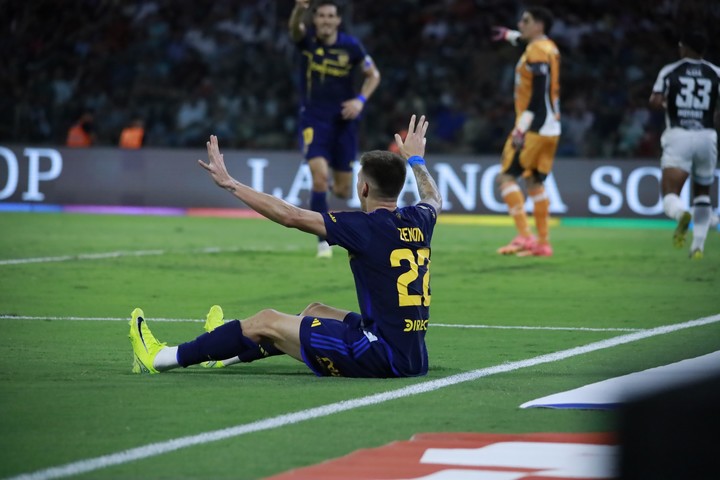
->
<box><xmin>500</xmin><ymin>131</ymin><xmax>559</xmax><ymax>181</ymax></box>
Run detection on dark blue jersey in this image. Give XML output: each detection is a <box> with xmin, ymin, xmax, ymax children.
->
<box><xmin>322</xmin><ymin>204</ymin><xmax>437</xmax><ymax>376</ymax></box>
<box><xmin>295</xmin><ymin>28</ymin><xmax>368</xmax><ymax>117</ymax></box>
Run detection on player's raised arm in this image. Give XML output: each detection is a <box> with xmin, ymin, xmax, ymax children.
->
<box><xmin>198</xmin><ymin>135</ymin><xmax>326</xmax><ymax>237</ymax></box>
<box><xmin>394</xmin><ymin>115</ymin><xmax>442</xmax><ymax>213</ymax></box>
<box><xmin>289</xmin><ymin>0</ymin><xmax>309</xmax><ymax>43</ymax></box>
<box><xmin>491</xmin><ymin>26</ymin><xmax>521</xmax><ymax>46</ymax></box>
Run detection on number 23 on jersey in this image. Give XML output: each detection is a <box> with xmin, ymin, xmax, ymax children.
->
<box><xmin>390</xmin><ymin>248</ymin><xmax>431</xmax><ymax>307</ymax></box>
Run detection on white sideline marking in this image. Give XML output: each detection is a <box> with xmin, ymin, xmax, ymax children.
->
<box><xmin>0</xmin><ymin>246</ymin><xmax>300</xmax><ymax>266</ymax></box>
<box><xmin>434</xmin><ymin>323</ymin><xmax>641</xmax><ymax>332</ymax></box>
<box><xmin>0</xmin><ymin>316</ymin><xmax>203</xmax><ymax>323</ymax></box>
<box><xmin>6</xmin><ymin>313</ymin><xmax>719</xmax><ymax>480</ymax></box>
<box><xmin>0</xmin><ymin>315</ymin><xmax>641</xmax><ymax>332</ymax></box>
<box><xmin>0</xmin><ymin>250</ymin><xmax>164</xmax><ymax>265</ymax></box>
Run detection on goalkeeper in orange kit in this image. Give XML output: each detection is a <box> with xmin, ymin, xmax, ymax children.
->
<box><xmin>492</xmin><ymin>6</ymin><xmax>561</xmax><ymax>257</ymax></box>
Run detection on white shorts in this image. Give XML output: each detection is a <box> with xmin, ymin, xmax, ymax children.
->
<box><xmin>660</xmin><ymin>128</ymin><xmax>718</xmax><ymax>186</ymax></box>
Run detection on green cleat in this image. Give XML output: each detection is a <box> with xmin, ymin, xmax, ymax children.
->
<box><xmin>689</xmin><ymin>248</ymin><xmax>703</xmax><ymax>260</ymax></box>
<box><xmin>202</xmin><ymin>305</ymin><xmax>226</xmax><ymax>368</ymax></box>
<box><xmin>128</xmin><ymin>308</ymin><xmax>166</xmax><ymax>374</ymax></box>
<box><xmin>673</xmin><ymin>211</ymin><xmax>692</xmax><ymax>249</ymax></box>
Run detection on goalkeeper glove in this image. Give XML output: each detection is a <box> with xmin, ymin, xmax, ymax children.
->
<box><xmin>491</xmin><ymin>26</ymin><xmax>521</xmax><ymax>46</ymax></box>
<box><xmin>511</xmin><ymin>111</ymin><xmax>535</xmax><ymax>149</ymax></box>
<box><xmin>511</xmin><ymin>127</ymin><xmax>525</xmax><ymax>149</ymax></box>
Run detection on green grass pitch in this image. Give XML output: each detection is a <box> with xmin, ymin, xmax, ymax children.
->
<box><xmin>0</xmin><ymin>211</ymin><xmax>718</xmax><ymax>479</ymax></box>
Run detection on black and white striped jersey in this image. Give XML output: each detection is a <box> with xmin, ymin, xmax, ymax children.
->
<box><xmin>652</xmin><ymin>58</ymin><xmax>720</xmax><ymax>130</ymax></box>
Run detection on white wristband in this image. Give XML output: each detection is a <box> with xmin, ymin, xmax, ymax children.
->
<box><xmin>505</xmin><ymin>30</ymin><xmax>521</xmax><ymax>46</ymax></box>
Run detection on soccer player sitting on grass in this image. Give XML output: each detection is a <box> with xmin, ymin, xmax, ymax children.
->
<box><xmin>129</xmin><ymin>114</ymin><xmax>442</xmax><ymax>378</ymax></box>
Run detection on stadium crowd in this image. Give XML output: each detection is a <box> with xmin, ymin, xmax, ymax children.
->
<box><xmin>3</xmin><ymin>0</ymin><xmax>718</xmax><ymax>158</ymax></box>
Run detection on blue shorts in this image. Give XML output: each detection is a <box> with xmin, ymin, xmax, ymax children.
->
<box><xmin>298</xmin><ymin>111</ymin><xmax>358</xmax><ymax>172</ymax></box>
<box><xmin>299</xmin><ymin>313</ymin><xmax>399</xmax><ymax>378</ymax></box>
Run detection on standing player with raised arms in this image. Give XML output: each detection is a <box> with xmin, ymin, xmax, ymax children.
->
<box><xmin>289</xmin><ymin>0</ymin><xmax>381</xmax><ymax>258</ymax></box>
<box><xmin>492</xmin><ymin>7</ymin><xmax>561</xmax><ymax>257</ymax></box>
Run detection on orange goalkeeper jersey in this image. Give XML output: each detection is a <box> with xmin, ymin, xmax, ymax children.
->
<box><xmin>514</xmin><ymin>37</ymin><xmax>561</xmax><ymax>136</ymax></box>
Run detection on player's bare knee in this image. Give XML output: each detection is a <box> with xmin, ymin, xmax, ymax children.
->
<box><xmin>300</xmin><ymin>302</ymin><xmax>326</xmax><ymax>317</ymax></box>
<box><xmin>497</xmin><ymin>174</ymin><xmax>514</xmax><ymax>189</ymax></box>
<box><xmin>526</xmin><ymin>178</ymin><xmax>542</xmax><ymax>192</ymax></box>
<box><xmin>247</xmin><ymin>309</ymin><xmax>283</xmax><ymax>339</ymax></box>
<box><xmin>313</xmin><ymin>179</ymin><xmax>329</xmax><ymax>192</ymax></box>
<box><xmin>332</xmin><ymin>185</ymin><xmax>351</xmax><ymax>199</ymax></box>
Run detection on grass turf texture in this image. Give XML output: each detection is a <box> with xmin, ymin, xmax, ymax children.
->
<box><xmin>0</xmin><ymin>211</ymin><xmax>718</xmax><ymax>479</ymax></box>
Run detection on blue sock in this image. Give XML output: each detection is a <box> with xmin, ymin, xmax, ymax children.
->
<box><xmin>177</xmin><ymin>320</ymin><xmax>256</xmax><ymax>367</ymax></box>
<box><xmin>237</xmin><ymin>343</ymin><xmax>284</xmax><ymax>363</ymax></box>
<box><xmin>310</xmin><ymin>190</ymin><xmax>328</xmax><ymax>242</ymax></box>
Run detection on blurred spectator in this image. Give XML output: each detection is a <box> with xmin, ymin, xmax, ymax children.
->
<box><xmin>65</xmin><ymin>111</ymin><xmax>96</xmax><ymax>147</ymax></box>
<box><xmin>388</xmin><ymin>129</ymin><xmax>407</xmax><ymax>153</ymax></box>
<box><xmin>3</xmin><ymin>0</ymin><xmax>719</xmax><ymax>157</ymax></box>
<box><xmin>559</xmin><ymin>97</ymin><xmax>594</xmax><ymax>156</ymax></box>
<box><xmin>616</xmin><ymin>111</ymin><xmax>646</xmax><ymax>157</ymax></box>
<box><xmin>119</xmin><ymin>117</ymin><xmax>145</xmax><ymax>149</ymax></box>
<box><xmin>175</xmin><ymin>89</ymin><xmax>209</xmax><ymax>146</ymax></box>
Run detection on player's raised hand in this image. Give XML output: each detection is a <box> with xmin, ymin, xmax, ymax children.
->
<box><xmin>394</xmin><ymin>114</ymin><xmax>428</xmax><ymax>160</ymax></box>
<box><xmin>491</xmin><ymin>26</ymin><xmax>508</xmax><ymax>41</ymax></box>
<box><xmin>295</xmin><ymin>0</ymin><xmax>310</xmax><ymax>9</ymax></box>
<box><xmin>198</xmin><ymin>135</ymin><xmax>234</xmax><ymax>189</ymax></box>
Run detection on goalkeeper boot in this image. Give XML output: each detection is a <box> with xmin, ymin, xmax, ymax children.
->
<box><xmin>517</xmin><ymin>241</ymin><xmax>553</xmax><ymax>257</ymax></box>
<box><xmin>497</xmin><ymin>234</ymin><xmax>536</xmax><ymax>255</ymax></box>
<box><xmin>202</xmin><ymin>305</ymin><xmax>226</xmax><ymax>368</ymax></box>
<box><xmin>673</xmin><ymin>211</ymin><xmax>692</xmax><ymax>248</ymax></box>
<box><xmin>129</xmin><ymin>308</ymin><xmax>166</xmax><ymax>374</ymax></box>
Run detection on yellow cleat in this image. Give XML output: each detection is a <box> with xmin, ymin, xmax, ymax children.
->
<box><xmin>128</xmin><ymin>308</ymin><xmax>166</xmax><ymax>374</ymax></box>
<box><xmin>689</xmin><ymin>248</ymin><xmax>703</xmax><ymax>260</ymax></box>
<box><xmin>203</xmin><ymin>305</ymin><xmax>224</xmax><ymax>333</ymax></box>
<box><xmin>673</xmin><ymin>211</ymin><xmax>692</xmax><ymax>248</ymax></box>
<box><xmin>202</xmin><ymin>305</ymin><xmax>225</xmax><ymax>368</ymax></box>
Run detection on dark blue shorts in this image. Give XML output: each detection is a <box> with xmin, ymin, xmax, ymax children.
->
<box><xmin>299</xmin><ymin>313</ymin><xmax>399</xmax><ymax>378</ymax></box>
<box><xmin>298</xmin><ymin>112</ymin><xmax>358</xmax><ymax>172</ymax></box>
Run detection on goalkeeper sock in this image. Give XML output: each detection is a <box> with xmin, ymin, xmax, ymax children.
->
<box><xmin>691</xmin><ymin>195</ymin><xmax>712</xmax><ymax>252</ymax></box>
<box><xmin>501</xmin><ymin>182</ymin><xmax>531</xmax><ymax>238</ymax></box>
<box><xmin>529</xmin><ymin>186</ymin><xmax>550</xmax><ymax>244</ymax></box>
<box><xmin>310</xmin><ymin>190</ymin><xmax>328</xmax><ymax>243</ymax></box>
<box><xmin>177</xmin><ymin>320</ymin><xmax>257</xmax><ymax>368</ymax></box>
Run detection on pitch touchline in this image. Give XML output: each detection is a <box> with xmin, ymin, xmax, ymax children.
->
<box><xmin>7</xmin><ymin>313</ymin><xmax>719</xmax><ymax>480</ymax></box>
<box><xmin>0</xmin><ymin>315</ymin><xmax>642</xmax><ymax>332</ymax></box>
<box><xmin>434</xmin><ymin>323</ymin><xmax>641</xmax><ymax>332</ymax></box>
<box><xmin>0</xmin><ymin>246</ymin><xmax>301</xmax><ymax>266</ymax></box>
